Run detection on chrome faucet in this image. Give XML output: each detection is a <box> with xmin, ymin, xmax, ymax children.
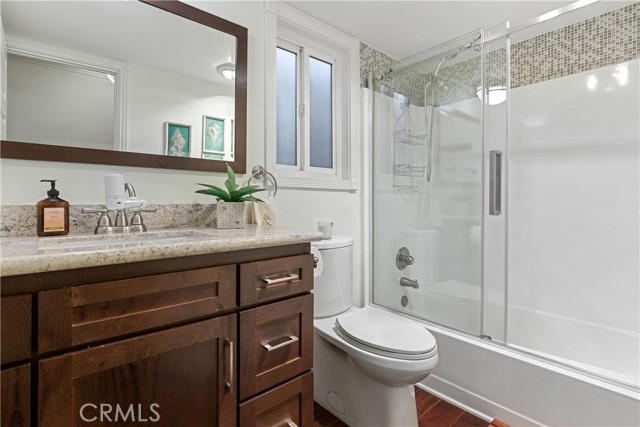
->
<box><xmin>399</xmin><ymin>277</ymin><xmax>419</xmax><ymax>289</ymax></box>
<box><xmin>82</xmin><ymin>177</ymin><xmax>155</xmax><ymax>234</ymax></box>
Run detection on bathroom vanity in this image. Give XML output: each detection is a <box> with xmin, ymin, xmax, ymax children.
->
<box><xmin>0</xmin><ymin>228</ymin><xmax>318</xmax><ymax>427</ymax></box>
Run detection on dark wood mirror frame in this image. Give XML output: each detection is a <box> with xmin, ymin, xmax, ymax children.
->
<box><xmin>0</xmin><ymin>0</ymin><xmax>248</xmax><ymax>174</ymax></box>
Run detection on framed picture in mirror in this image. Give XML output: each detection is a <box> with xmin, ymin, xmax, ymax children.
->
<box><xmin>165</xmin><ymin>122</ymin><xmax>191</xmax><ymax>157</ymax></box>
<box><xmin>203</xmin><ymin>116</ymin><xmax>225</xmax><ymax>154</ymax></box>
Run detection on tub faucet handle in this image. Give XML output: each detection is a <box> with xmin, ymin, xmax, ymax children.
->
<box><xmin>396</xmin><ymin>247</ymin><xmax>415</xmax><ymax>270</ymax></box>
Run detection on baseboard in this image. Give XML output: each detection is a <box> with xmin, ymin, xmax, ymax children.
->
<box><xmin>418</xmin><ymin>375</ymin><xmax>543</xmax><ymax>427</ymax></box>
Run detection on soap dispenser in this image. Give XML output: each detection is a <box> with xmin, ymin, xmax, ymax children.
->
<box><xmin>37</xmin><ymin>179</ymin><xmax>69</xmax><ymax>237</ymax></box>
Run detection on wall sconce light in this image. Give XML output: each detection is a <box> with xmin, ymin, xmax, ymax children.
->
<box><xmin>217</xmin><ymin>63</ymin><xmax>236</xmax><ymax>80</ymax></box>
<box><xmin>477</xmin><ymin>85</ymin><xmax>507</xmax><ymax>105</ymax></box>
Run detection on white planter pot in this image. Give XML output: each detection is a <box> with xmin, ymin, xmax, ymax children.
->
<box><xmin>216</xmin><ymin>201</ymin><xmax>246</xmax><ymax>229</ymax></box>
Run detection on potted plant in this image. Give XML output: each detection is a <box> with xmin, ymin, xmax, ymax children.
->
<box><xmin>196</xmin><ymin>164</ymin><xmax>265</xmax><ymax>229</ymax></box>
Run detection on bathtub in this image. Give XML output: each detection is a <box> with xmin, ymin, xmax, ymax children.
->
<box><xmin>375</xmin><ymin>281</ymin><xmax>640</xmax><ymax>426</ymax></box>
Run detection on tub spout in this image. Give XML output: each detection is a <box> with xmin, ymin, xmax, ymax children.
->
<box><xmin>400</xmin><ymin>277</ymin><xmax>419</xmax><ymax>289</ymax></box>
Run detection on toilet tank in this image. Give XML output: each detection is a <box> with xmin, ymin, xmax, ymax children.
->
<box><xmin>311</xmin><ymin>236</ymin><xmax>353</xmax><ymax>318</ymax></box>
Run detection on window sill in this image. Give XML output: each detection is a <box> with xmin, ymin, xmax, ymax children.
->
<box><xmin>276</xmin><ymin>175</ymin><xmax>358</xmax><ymax>191</ymax></box>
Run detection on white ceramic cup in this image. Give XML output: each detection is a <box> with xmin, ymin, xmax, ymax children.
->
<box><xmin>318</xmin><ymin>221</ymin><xmax>333</xmax><ymax>240</ymax></box>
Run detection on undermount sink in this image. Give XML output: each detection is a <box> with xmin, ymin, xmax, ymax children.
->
<box><xmin>37</xmin><ymin>230</ymin><xmax>212</xmax><ymax>250</ymax></box>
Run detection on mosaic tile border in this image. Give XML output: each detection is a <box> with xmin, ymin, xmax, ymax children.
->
<box><xmin>363</xmin><ymin>3</ymin><xmax>639</xmax><ymax>106</ymax></box>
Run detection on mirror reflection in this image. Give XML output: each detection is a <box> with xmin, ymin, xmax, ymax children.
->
<box><xmin>2</xmin><ymin>0</ymin><xmax>236</xmax><ymax>162</ymax></box>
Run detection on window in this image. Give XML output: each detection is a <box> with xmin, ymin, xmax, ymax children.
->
<box><xmin>266</xmin><ymin>4</ymin><xmax>359</xmax><ymax>190</ymax></box>
<box><xmin>276</xmin><ymin>41</ymin><xmax>335</xmax><ymax>173</ymax></box>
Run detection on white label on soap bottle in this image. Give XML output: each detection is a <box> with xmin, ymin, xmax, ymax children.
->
<box><xmin>43</xmin><ymin>207</ymin><xmax>65</xmax><ymax>232</ymax></box>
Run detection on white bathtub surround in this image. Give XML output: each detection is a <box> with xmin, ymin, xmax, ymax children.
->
<box><xmin>369</xmin><ymin>56</ymin><xmax>639</xmax><ymax>427</ymax></box>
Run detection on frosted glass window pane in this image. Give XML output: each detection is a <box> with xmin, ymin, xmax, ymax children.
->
<box><xmin>309</xmin><ymin>56</ymin><xmax>333</xmax><ymax>169</ymax></box>
<box><xmin>276</xmin><ymin>47</ymin><xmax>297</xmax><ymax>166</ymax></box>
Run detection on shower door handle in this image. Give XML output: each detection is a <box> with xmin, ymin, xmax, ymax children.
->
<box><xmin>489</xmin><ymin>150</ymin><xmax>502</xmax><ymax>216</ymax></box>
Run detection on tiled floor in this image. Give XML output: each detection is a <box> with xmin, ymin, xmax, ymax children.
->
<box><xmin>314</xmin><ymin>387</ymin><xmax>490</xmax><ymax>427</ymax></box>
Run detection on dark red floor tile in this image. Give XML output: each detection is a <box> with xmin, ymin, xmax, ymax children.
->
<box><xmin>418</xmin><ymin>399</ymin><xmax>464</xmax><ymax>427</ymax></box>
<box><xmin>314</xmin><ymin>403</ymin><xmax>341</xmax><ymax>427</ymax></box>
<box><xmin>415</xmin><ymin>387</ymin><xmax>441</xmax><ymax>417</ymax></box>
<box><xmin>450</xmin><ymin>411</ymin><xmax>490</xmax><ymax>427</ymax></box>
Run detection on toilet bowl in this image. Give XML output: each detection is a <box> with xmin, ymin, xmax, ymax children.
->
<box><xmin>312</xmin><ymin>236</ymin><xmax>438</xmax><ymax>427</ymax></box>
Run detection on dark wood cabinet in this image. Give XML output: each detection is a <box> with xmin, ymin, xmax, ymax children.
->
<box><xmin>38</xmin><ymin>265</ymin><xmax>236</xmax><ymax>353</ymax></box>
<box><xmin>1</xmin><ymin>364</ymin><xmax>30</xmax><ymax>427</ymax></box>
<box><xmin>1</xmin><ymin>295</ymin><xmax>31</xmax><ymax>364</ymax></box>
<box><xmin>239</xmin><ymin>371</ymin><xmax>313</xmax><ymax>427</ymax></box>
<box><xmin>1</xmin><ymin>243</ymin><xmax>314</xmax><ymax>427</ymax></box>
<box><xmin>38</xmin><ymin>316</ymin><xmax>236</xmax><ymax>427</ymax></box>
<box><xmin>239</xmin><ymin>294</ymin><xmax>313</xmax><ymax>400</ymax></box>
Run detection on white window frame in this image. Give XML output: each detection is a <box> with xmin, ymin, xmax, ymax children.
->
<box><xmin>266</xmin><ymin>1</ymin><xmax>359</xmax><ymax>191</ymax></box>
<box><xmin>5</xmin><ymin>34</ymin><xmax>127</xmax><ymax>151</ymax></box>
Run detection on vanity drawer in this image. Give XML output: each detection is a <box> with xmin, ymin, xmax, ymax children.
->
<box><xmin>239</xmin><ymin>371</ymin><xmax>313</xmax><ymax>427</ymax></box>
<box><xmin>38</xmin><ymin>265</ymin><xmax>236</xmax><ymax>352</ymax></box>
<box><xmin>239</xmin><ymin>293</ymin><xmax>313</xmax><ymax>400</ymax></box>
<box><xmin>1</xmin><ymin>294</ymin><xmax>32</xmax><ymax>364</ymax></box>
<box><xmin>239</xmin><ymin>254</ymin><xmax>313</xmax><ymax>307</ymax></box>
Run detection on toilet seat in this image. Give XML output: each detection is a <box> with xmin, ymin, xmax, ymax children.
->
<box><xmin>334</xmin><ymin>307</ymin><xmax>437</xmax><ymax>361</ymax></box>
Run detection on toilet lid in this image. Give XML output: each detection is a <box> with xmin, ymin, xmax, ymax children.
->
<box><xmin>335</xmin><ymin>307</ymin><xmax>437</xmax><ymax>360</ymax></box>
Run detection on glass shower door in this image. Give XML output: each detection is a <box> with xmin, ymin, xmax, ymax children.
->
<box><xmin>371</xmin><ymin>31</ymin><xmax>486</xmax><ymax>336</ymax></box>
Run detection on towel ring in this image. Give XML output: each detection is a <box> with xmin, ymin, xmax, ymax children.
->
<box><xmin>248</xmin><ymin>165</ymin><xmax>278</xmax><ymax>197</ymax></box>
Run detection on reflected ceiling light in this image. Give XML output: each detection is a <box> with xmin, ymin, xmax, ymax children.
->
<box><xmin>476</xmin><ymin>85</ymin><xmax>507</xmax><ymax>106</ymax></box>
<box><xmin>217</xmin><ymin>63</ymin><xmax>236</xmax><ymax>80</ymax></box>
<box><xmin>586</xmin><ymin>75</ymin><xmax>598</xmax><ymax>91</ymax></box>
<box><xmin>612</xmin><ymin>63</ymin><xmax>629</xmax><ymax>87</ymax></box>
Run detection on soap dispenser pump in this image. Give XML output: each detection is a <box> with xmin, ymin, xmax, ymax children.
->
<box><xmin>37</xmin><ymin>179</ymin><xmax>69</xmax><ymax>237</ymax></box>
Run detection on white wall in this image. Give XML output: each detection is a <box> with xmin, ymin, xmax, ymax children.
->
<box><xmin>127</xmin><ymin>63</ymin><xmax>234</xmax><ymax>157</ymax></box>
<box><xmin>7</xmin><ymin>55</ymin><xmax>114</xmax><ymax>149</ymax></box>
<box><xmin>0</xmin><ymin>1</ymin><xmax>364</xmax><ymax>304</ymax></box>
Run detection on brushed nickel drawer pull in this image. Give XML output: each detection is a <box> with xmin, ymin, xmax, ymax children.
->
<box><xmin>225</xmin><ymin>339</ymin><xmax>233</xmax><ymax>393</ymax></box>
<box><xmin>261</xmin><ymin>334</ymin><xmax>299</xmax><ymax>352</ymax></box>
<box><xmin>260</xmin><ymin>273</ymin><xmax>299</xmax><ymax>286</ymax></box>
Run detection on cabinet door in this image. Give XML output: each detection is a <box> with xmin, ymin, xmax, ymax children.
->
<box><xmin>1</xmin><ymin>295</ymin><xmax>31</xmax><ymax>364</ymax></box>
<box><xmin>1</xmin><ymin>364</ymin><xmax>30</xmax><ymax>427</ymax></box>
<box><xmin>239</xmin><ymin>294</ymin><xmax>313</xmax><ymax>399</ymax></box>
<box><xmin>39</xmin><ymin>265</ymin><xmax>236</xmax><ymax>352</ymax></box>
<box><xmin>239</xmin><ymin>372</ymin><xmax>313</xmax><ymax>427</ymax></box>
<box><xmin>38</xmin><ymin>315</ymin><xmax>236</xmax><ymax>427</ymax></box>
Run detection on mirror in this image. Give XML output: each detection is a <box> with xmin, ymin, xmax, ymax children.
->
<box><xmin>0</xmin><ymin>0</ymin><xmax>247</xmax><ymax>173</ymax></box>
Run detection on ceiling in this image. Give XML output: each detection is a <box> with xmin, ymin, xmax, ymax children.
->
<box><xmin>283</xmin><ymin>1</ymin><xmax>574</xmax><ymax>60</ymax></box>
<box><xmin>2</xmin><ymin>1</ymin><xmax>236</xmax><ymax>86</ymax></box>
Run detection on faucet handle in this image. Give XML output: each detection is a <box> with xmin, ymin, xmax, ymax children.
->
<box><xmin>81</xmin><ymin>208</ymin><xmax>113</xmax><ymax>235</ymax></box>
<box><xmin>396</xmin><ymin>247</ymin><xmax>415</xmax><ymax>270</ymax></box>
<box><xmin>81</xmin><ymin>207</ymin><xmax>108</xmax><ymax>214</ymax></box>
<box><xmin>129</xmin><ymin>208</ymin><xmax>156</xmax><ymax>233</ymax></box>
<box><xmin>114</xmin><ymin>209</ymin><xmax>128</xmax><ymax>228</ymax></box>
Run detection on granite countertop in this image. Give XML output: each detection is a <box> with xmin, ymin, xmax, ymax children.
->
<box><xmin>0</xmin><ymin>226</ymin><xmax>323</xmax><ymax>277</ymax></box>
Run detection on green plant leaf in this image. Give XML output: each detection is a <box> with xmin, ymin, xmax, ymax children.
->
<box><xmin>195</xmin><ymin>164</ymin><xmax>267</xmax><ymax>203</ymax></box>
<box><xmin>224</xmin><ymin>163</ymin><xmax>237</xmax><ymax>193</ymax></box>
<box><xmin>229</xmin><ymin>186</ymin><xmax>267</xmax><ymax>202</ymax></box>
<box><xmin>195</xmin><ymin>185</ymin><xmax>231</xmax><ymax>202</ymax></box>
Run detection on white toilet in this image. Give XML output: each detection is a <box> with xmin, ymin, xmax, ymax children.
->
<box><xmin>312</xmin><ymin>236</ymin><xmax>438</xmax><ymax>427</ymax></box>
